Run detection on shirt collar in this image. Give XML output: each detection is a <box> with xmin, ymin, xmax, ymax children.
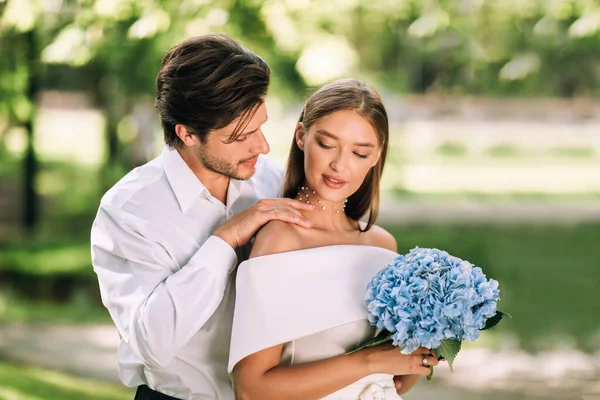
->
<box><xmin>227</xmin><ymin>178</ymin><xmax>244</xmax><ymax>207</ymax></box>
<box><xmin>160</xmin><ymin>146</ymin><xmax>211</xmax><ymax>213</ymax></box>
<box><xmin>160</xmin><ymin>146</ymin><xmax>251</xmax><ymax>212</ymax></box>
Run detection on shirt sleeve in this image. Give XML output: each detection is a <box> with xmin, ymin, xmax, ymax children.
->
<box><xmin>91</xmin><ymin>205</ymin><xmax>237</xmax><ymax>368</ymax></box>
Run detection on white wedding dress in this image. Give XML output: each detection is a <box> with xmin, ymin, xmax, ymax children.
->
<box><xmin>228</xmin><ymin>245</ymin><xmax>402</xmax><ymax>400</ymax></box>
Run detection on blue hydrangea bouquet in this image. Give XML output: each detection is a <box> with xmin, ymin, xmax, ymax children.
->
<box><xmin>358</xmin><ymin>247</ymin><xmax>509</xmax><ymax>380</ymax></box>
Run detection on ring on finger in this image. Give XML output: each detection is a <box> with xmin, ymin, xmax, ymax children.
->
<box><xmin>421</xmin><ymin>355</ymin><xmax>429</xmax><ymax>367</ymax></box>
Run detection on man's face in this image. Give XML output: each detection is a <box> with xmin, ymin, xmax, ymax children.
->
<box><xmin>196</xmin><ymin>103</ymin><xmax>270</xmax><ymax>180</ymax></box>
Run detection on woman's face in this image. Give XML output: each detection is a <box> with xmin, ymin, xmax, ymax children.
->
<box><xmin>297</xmin><ymin>109</ymin><xmax>381</xmax><ymax>203</ymax></box>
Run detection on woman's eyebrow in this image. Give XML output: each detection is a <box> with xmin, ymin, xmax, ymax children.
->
<box><xmin>317</xmin><ymin>129</ymin><xmax>375</xmax><ymax>148</ymax></box>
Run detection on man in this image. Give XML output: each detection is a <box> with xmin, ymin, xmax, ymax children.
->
<box><xmin>91</xmin><ymin>34</ymin><xmax>313</xmax><ymax>399</ymax></box>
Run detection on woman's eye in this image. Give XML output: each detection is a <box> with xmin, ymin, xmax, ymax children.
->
<box><xmin>354</xmin><ymin>153</ymin><xmax>368</xmax><ymax>159</ymax></box>
<box><xmin>236</xmin><ymin>135</ymin><xmax>250</xmax><ymax>142</ymax></box>
<box><xmin>318</xmin><ymin>141</ymin><xmax>333</xmax><ymax>149</ymax></box>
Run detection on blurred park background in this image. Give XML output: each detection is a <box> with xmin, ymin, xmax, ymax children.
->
<box><xmin>1</xmin><ymin>0</ymin><xmax>600</xmax><ymax>399</ymax></box>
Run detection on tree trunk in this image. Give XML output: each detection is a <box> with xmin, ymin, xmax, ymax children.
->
<box><xmin>23</xmin><ymin>28</ymin><xmax>40</xmax><ymax>235</ymax></box>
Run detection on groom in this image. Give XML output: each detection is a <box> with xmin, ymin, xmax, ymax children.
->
<box><xmin>91</xmin><ymin>34</ymin><xmax>313</xmax><ymax>399</ymax></box>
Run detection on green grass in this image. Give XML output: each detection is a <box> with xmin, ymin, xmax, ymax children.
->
<box><xmin>0</xmin><ymin>291</ymin><xmax>111</xmax><ymax>324</ymax></box>
<box><xmin>386</xmin><ymin>223</ymin><xmax>600</xmax><ymax>352</ymax></box>
<box><xmin>0</xmin><ymin>360</ymin><xmax>133</xmax><ymax>400</ymax></box>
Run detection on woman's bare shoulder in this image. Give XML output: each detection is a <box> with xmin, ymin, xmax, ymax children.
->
<box><xmin>363</xmin><ymin>224</ymin><xmax>398</xmax><ymax>252</ymax></box>
<box><xmin>250</xmin><ymin>220</ymin><xmax>304</xmax><ymax>258</ymax></box>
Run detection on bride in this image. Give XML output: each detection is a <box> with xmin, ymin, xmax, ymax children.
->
<box><xmin>228</xmin><ymin>79</ymin><xmax>440</xmax><ymax>399</ymax></box>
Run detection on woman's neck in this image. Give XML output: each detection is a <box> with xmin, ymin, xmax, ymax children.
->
<box><xmin>294</xmin><ymin>185</ymin><xmax>356</xmax><ymax>233</ymax></box>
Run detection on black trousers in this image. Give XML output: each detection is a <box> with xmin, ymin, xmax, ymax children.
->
<box><xmin>134</xmin><ymin>385</ymin><xmax>181</xmax><ymax>400</ymax></box>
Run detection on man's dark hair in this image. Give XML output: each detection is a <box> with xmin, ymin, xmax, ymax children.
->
<box><xmin>155</xmin><ymin>34</ymin><xmax>270</xmax><ymax>147</ymax></box>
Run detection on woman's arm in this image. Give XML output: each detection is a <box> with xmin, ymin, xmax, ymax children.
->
<box><xmin>233</xmin><ymin>343</ymin><xmax>367</xmax><ymax>400</ymax></box>
<box><xmin>232</xmin><ymin>343</ymin><xmax>434</xmax><ymax>400</ymax></box>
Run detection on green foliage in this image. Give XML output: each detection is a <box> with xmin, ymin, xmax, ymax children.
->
<box><xmin>0</xmin><ymin>241</ymin><xmax>91</xmax><ymax>276</ymax></box>
<box><xmin>427</xmin><ymin>338</ymin><xmax>462</xmax><ymax>380</ymax></box>
<box><xmin>482</xmin><ymin>311</ymin><xmax>504</xmax><ymax>331</ymax></box>
<box><xmin>347</xmin><ymin>329</ymin><xmax>393</xmax><ymax>354</ymax></box>
<box><xmin>435</xmin><ymin>339</ymin><xmax>461</xmax><ymax>373</ymax></box>
<box><xmin>2</xmin><ymin>0</ymin><xmax>600</xmax><ymax>105</ymax></box>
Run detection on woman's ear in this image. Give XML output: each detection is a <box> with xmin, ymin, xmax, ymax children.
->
<box><xmin>295</xmin><ymin>122</ymin><xmax>306</xmax><ymax>151</ymax></box>
<box><xmin>175</xmin><ymin>124</ymin><xmax>199</xmax><ymax>147</ymax></box>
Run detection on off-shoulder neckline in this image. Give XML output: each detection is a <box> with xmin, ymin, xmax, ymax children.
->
<box><xmin>245</xmin><ymin>244</ymin><xmax>398</xmax><ymax>262</ymax></box>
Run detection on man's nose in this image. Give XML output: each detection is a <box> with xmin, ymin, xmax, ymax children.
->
<box><xmin>252</xmin><ymin>130</ymin><xmax>270</xmax><ymax>155</ymax></box>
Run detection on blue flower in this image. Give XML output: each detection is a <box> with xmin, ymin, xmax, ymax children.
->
<box><xmin>365</xmin><ymin>247</ymin><xmax>501</xmax><ymax>353</ymax></box>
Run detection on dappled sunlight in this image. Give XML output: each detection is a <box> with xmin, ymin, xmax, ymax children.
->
<box><xmin>127</xmin><ymin>9</ymin><xmax>171</xmax><ymax>40</ymax></box>
<box><xmin>296</xmin><ymin>36</ymin><xmax>358</xmax><ymax>86</ymax></box>
<box><xmin>34</xmin><ymin>108</ymin><xmax>104</xmax><ymax>166</ymax></box>
<box><xmin>41</xmin><ymin>27</ymin><xmax>92</xmax><ymax>66</ymax></box>
<box><xmin>569</xmin><ymin>12</ymin><xmax>600</xmax><ymax>38</ymax></box>
<box><xmin>0</xmin><ymin>0</ymin><xmax>36</xmax><ymax>32</ymax></box>
<box><xmin>4</xmin><ymin>128</ymin><xmax>27</xmax><ymax>156</ymax></box>
<box><xmin>407</xmin><ymin>10</ymin><xmax>450</xmax><ymax>38</ymax></box>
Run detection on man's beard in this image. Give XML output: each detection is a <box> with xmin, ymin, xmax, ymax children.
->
<box><xmin>197</xmin><ymin>148</ymin><xmax>254</xmax><ymax>181</ymax></box>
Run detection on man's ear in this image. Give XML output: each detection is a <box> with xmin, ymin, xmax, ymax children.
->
<box><xmin>175</xmin><ymin>124</ymin><xmax>199</xmax><ymax>147</ymax></box>
<box><xmin>295</xmin><ymin>122</ymin><xmax>306</xmax><ymax>150</ymax></box>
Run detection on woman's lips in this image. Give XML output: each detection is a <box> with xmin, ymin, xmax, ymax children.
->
<box><xmin>323</xmin><ymin>174</ymin><xmax>347</xmax><ymax>189</ymax></box>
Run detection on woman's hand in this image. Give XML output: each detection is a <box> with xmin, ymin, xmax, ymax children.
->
<box><xmin>362</xmin><ymin>344</ymin><xmax>439</xmax><ymax>377</ymax></box>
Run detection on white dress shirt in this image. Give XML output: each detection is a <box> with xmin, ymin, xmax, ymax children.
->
<box><xmin>91</xmin><ymin>146</ymin><xmax>283</xmax><ymax>399</ymax></box>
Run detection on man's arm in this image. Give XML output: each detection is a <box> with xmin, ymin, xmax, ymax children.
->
<box><xmin>92</xmin><ymin>198</ymin><xmax>314</xmax><ymax>368</ymax></box>
<box><xmin>91</xmin><ymin>205</ymin><xmax>237</xmax><ymax>368</ymax></box>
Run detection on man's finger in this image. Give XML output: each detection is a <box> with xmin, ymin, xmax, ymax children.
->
<box><xmin>283</xmin><ymin>198</ymin><xmax>316</xmax><ymax>211</ymax></box>
<box><xmin>269</xmin><ymin>210</ymin><xmax>312</xmax><ymax>228</ymax></box>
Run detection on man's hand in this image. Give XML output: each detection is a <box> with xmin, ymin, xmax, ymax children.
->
<box><xmin>213</xmin><ymin>198</ymin><xmax>314</xmax><ymax>249</ymax></box>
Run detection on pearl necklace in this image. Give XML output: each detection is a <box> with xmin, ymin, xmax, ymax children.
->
<box><xmin>295</xmin><ymin>186</ymin><xmax>347</xmax><ymax>215</ymax></box>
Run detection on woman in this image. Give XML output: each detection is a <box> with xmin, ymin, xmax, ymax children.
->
<box><xmin>228</xmin><ymin>79</ymin><xmax>440</xmax><ymax>399</ymax></box>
